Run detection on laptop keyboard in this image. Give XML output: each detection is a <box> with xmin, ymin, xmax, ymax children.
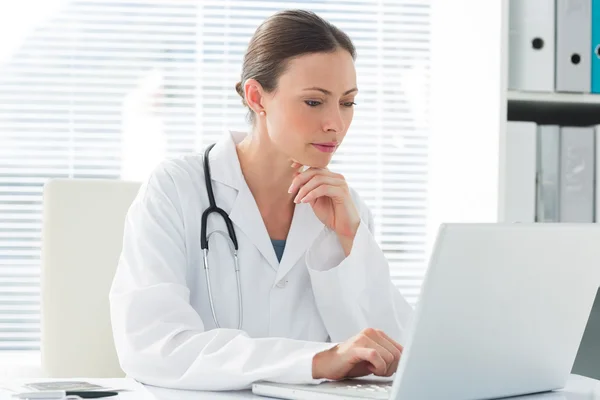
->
<box><xmin>337</xmin><ymin>382</ymin><xmax>393</xmax><ymax>394</ymax></box>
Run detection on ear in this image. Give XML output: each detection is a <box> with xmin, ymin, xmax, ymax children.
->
<box><xmin>244</xmin><ymin>78</ymin><xmax>265</xmax><ymax>115</ymax></box>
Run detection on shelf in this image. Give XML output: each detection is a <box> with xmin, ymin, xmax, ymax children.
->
<box><xmin>507</xmin><ymin>90</ymin><xmax>600</xmax><ymax>105</ymax></box>
<box><xmin>507</xmin><ymin>90</ymin><xmax>600</xmax><ymax>126</ymax></box>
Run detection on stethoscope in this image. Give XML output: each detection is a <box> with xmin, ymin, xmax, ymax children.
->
<box><xmin>201</xmin><ymin>143</ymin><xmax>243</xmax><ymax>330</ymax></box>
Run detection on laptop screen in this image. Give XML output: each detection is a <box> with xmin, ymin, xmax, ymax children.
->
<box><xmin>571</xmin><ymin>287</ymin><xmax>600</xmax><ymax>380</ymax></box>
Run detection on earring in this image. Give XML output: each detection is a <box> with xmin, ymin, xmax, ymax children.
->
<box><xmin>259</xmin><ymin>110</ymin><xmax>266</xmax><ymax>116</ymax></box>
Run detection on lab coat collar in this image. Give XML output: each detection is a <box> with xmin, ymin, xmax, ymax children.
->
<box><xmin>208</xmin><ymin>130</ymin><xmax>325</xmax><ymax>277</ymax></box>
<box><xmin>205</xmin><ymin>130</ymin><xmax>246</xmax><ymax>191</ymax></box>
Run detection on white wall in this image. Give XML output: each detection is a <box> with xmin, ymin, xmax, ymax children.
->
<box><xmin>427</xmin><ymin>0</ymin><xmax>508</xmax><ymax>255</ymax></box>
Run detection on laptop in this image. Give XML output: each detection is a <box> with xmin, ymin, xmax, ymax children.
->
<box><xmin>252</xmin><ymin>223</ymin><xmax>600</xmax><ymax>399</ymax></box>
<box><xmin>571</xmin><ymin>286</ymin><xmax>600</xmax><ymax>380</ymax></box>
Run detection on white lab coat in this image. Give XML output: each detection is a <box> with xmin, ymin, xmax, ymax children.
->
<box><xmin>109</xmin><ymin>130</ymin><xmax>414</xmax><ymax>391</ymax></box>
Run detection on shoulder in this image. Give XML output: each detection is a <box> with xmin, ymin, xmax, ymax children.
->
<box><xmin>137</xmin><ymin>153</ymin><xmax>207</xmax><ymax>207</ymax></box>
<box><xmin>151</xmin><ymin>154</ymin><xmax>205</xmax><ymax>184</ymax></box>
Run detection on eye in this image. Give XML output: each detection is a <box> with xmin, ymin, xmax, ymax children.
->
<box><xmin>342</xmin><ymin>101</ymin><xmax>357</xmax><ymax>108</ymax></box>
<box><xmin>305</xmin><ymin>100</ymin><xmax>322</xmax><ymax>107</ymax></box>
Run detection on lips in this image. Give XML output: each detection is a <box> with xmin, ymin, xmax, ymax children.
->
<box><xmin>312</xmin><ymin>143</ymin><xmax>337</xmax><ymax>153</ymax></box>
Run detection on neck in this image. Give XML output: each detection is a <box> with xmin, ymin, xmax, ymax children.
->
<box><xmin>236</xmin><ymin>129</ymin><xmax>297</xmax><ymax>207</ymax></box>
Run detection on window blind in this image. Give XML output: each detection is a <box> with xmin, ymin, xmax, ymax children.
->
<box><xmin>0</xmin><ymin>0</ymin><xmax>430</xmax><ymax>351</ymax></box>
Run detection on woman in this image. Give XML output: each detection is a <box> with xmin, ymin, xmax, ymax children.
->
<box><xmin>109</xmin><ymin>9</ymin><xmax>413</xmax><ymax>391</ymax></box>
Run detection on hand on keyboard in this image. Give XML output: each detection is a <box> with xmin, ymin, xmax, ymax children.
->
<box><xmin>312</xmin><ymin>328</ymin><xmax>403</xmax><ymax>380</ymax></box>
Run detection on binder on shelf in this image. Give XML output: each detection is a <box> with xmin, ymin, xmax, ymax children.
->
<box><xmin>592</xmin><ymin>0</ymin><xmax>600</xmax><ymax>93</ymax></box>
<box><xmin>556</xmin><ymin>0</ymin><xmax>592</xmax><ymax>93</ymax></box>
<box><xmin>508</xmin><ymin>0</ymin><xmax>556</xmax><ymax>92</ymax></box>
<box><xmin>536</xmin><ymin>125</ymin><xmax>561</xmax><ymax>222</ymax></box>
<box><xmin>559</xmin><ymin>126</ymin><xmax>595</xmax><ymax>222</ymax></box>
<box><xmin>501</xmin><ymin>121</ymin><xmax>537</xmax><ymax>223</ymax></box>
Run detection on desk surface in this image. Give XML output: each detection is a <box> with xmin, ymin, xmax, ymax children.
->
<box><xmin>2</xmin><ymin>375</ymin><xmax>600</xmax><ymax>399</ymax></box>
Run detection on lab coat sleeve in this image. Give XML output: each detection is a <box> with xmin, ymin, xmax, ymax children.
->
<box><xmin>109</xmin><ymin>162</ymin><xmax>334</xmax><ymax>391</ymax></box>
<box><xmin>305</xmin><ymin>194</ymin><xmax>414</xmax><ymax>345</ymax></box>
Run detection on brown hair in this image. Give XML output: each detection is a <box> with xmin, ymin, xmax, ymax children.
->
<box><xmin>235</xmin><ymin>9</ymin><xmax>356</xmax><ymax>124</ymax></box>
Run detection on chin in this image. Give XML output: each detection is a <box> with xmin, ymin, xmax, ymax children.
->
<box><xmin>290</xmin><ymin>146</ymin><xmax>335</xmax><ymax>168</ymax></box>
<box><xmin>315</xmin><ymin>158</ymin><xmax>332</xmax><ymax>169</ymax></box>
<box><xmin>304</xmin><ymin>154</ymin><xmax>333</xmax><ymax>169</ymax></box>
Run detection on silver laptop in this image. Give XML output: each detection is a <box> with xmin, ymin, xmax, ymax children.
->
<box><xmin>252</xmin><ymin>223</ymin><xmax>600</xmax><ymax>399</ymax></box>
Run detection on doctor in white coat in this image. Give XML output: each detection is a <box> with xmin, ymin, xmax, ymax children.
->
<box><xmin>109</xmin><ymin>9</ymin><xmax>414</xmax><ymax>392</ymax></box>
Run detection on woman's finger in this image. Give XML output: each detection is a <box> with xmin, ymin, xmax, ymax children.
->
<box><xmin>361</xmin><ymin>335</ymin><xmax>395</xmax><ymax>373</ymax></box>
<box><xmin>361</xmin><ymin>329</ymin><xmax>403</xmax><ymax>376</ymax></box>
<box><xmin>288</xmin><ymin>168</ymin><xmax>338</xmax><ymax>194</ymax></box>
<box><xmin>299</xmin><ymin>184</ymin><xmax>346</xmax><ymax>204</ymax></box>
<box><xmin>374</xmin><ymin>329</ymin><xmax>404</xmax><ymax>354</ymax></box>
<box><xmin>293</xmin><ymin>175</ymin><xmax>345</xmax><ymax>203</ymax></box>
<box><xmin>352</xmin><ymin>347</ymin><xmax>387</xmax><ymax>376</ymax></box>
<box><xmin>367</xmin><ymin>334</ymin><xmax>401</xmax><ymax>376</ymax></box>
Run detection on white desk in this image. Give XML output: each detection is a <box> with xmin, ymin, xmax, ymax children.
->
<box><xmin>2</xmin><ymin>375</ymin><xmax>600</xmax><ymax>399</ymax></box>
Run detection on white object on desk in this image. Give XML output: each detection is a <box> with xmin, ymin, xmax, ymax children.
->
<box><xmin>11</xmin><ymin>391</ymin><xmax>67</xmax><ymax>399</ymax></box>
<box><xmin>253</xmin><ymin>223</ymin><xmax>600</xmax><ymax>399</ymax></box>
<box><xmin>2</xmin><ymin>377</ymin><xmax>600</xmax><ymax>400</ymax></box>
<box><xmin>1</xmin><ymin>380</ymin><xmax>125</xmax><ymax>400</ymax></box>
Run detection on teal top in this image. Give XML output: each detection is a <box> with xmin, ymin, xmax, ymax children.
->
<box><xmin>271</xmin><ymin>239</ymin><xmax>286</xmax><ymax>263</ymax></box>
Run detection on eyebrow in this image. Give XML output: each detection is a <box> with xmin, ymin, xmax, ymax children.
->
<box><xmin>303</xmin><ymin>87</ymin><xmax>358</xmax><ymax>96</ymax></box>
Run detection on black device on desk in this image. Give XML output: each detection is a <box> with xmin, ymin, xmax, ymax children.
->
<box><xmin>18</xmin><ymin>382</ymin><xmax>120</xmax><ymax>399</ymax></box>
<box><xmin>65</xmin><ymin>392</ymin><xmax>118</xmax><ymax>398</ymax></box>
<box><xmin>572</xmin><ymin>286</ymin><xmax>600</xmax><ymax>380</ymax></box>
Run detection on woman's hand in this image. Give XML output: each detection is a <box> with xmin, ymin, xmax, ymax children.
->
<box><xmin>288</xmin><ymin>162</ymin><xmax>360</xmax><ymax>255</ymax></box>
<box><xmin>312</xmin><ymin>328</ymin><xmax>404</xmax><ymax>380</ymax></box>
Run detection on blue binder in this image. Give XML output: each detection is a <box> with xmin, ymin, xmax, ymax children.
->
<box><xmin>593</xmin><ymin>0</ymin><xmax>600</xmax><ymax>93</ymax></box>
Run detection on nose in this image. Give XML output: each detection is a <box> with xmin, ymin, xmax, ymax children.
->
<box><xmin>322</xmin><ymin>106</ymin><xmax>346</xmax><ymax>134</ymax></box>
